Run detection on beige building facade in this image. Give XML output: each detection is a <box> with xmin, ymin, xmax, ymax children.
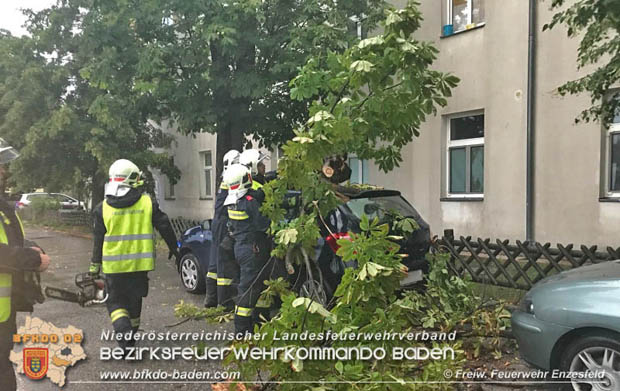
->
<box><xmin>371</xmin><ymin>0</ymin><xmax>619</xmax><ymax>247</ymax></box>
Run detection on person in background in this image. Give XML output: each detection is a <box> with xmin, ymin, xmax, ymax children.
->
<box><xmin>239</xmin><ymin>149</ymin><xmax>269</xmax><ymax>187</ymax></box>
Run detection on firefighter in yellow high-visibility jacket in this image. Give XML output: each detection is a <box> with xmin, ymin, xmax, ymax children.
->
<box><xmin>0</xmin><ymin>138</ymin><xmax>50</xmax><ymax>391</ymax></box>
<box><xmin>89</xmin><ymin>159</ymin><xmax>178</xmax><ymax>350</ymax></box>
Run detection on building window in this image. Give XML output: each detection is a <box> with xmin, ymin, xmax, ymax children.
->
<box><xmin>199</xmin><ymin>150</ymin><xmax>213</xmax><ymax>199</ymax></box>
<box><xmin>348</xmin><ymin>155</ymin><xmax>369</xmax><ymax>184</ymax></box>
<box><xmin>445</xmin><ymin>0</ymin><xmax>485</xmax><ymax>34</ymax></box>
<box><xmin>164</xmin><ymin>157</ymin><xmax>176</xmax><ymax>199</ymax></box>
<box><xmin>447</xmin><ymin>113</ymin><xmax>484</xmax><ymax>196</ymax></box>
<box><xmin>607</xmin><ymin>112</ymin><xmax>620</xmax><ymax>195</ymax></box>
<box><xmin>348</xmin><ymin>15</ymin><xmax>368</xmax><ymax>40</ymax></box>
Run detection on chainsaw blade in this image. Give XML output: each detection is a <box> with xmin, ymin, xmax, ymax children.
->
<box><xmin>44</xmin><ymin>286</ymin><xmax>83</xmax><ymax>305</ymax></box>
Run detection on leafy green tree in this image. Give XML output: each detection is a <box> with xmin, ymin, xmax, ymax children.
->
<box><xmin>0</xmin><ymin>11</ymin><xmax>179</xmax><ymax>205</ymax></box>
<box><xmin>175</xmin><ymin>3</ymin><xmax>515</xmax><ymax>389</ymax></box>
<box><xmin>0</xmin><ymin>31</ymin><xmax>89</xmax><ymax>195</ymax></box>
<box><xmin>31</xmin><ymin>0</ymin><xmax>389</xmax><ymax>180</ymax></box>
<box><xmin>544</xmin><ymin>0</ymin><xmax>620</xmax><ymax>125</ymax></box>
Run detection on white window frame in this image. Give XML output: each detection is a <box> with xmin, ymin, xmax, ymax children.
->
<box><xmin>446</xmin><ymin>0</ymin><xmax>485</xmax><ymax>32</ymax></box>
<box><xmin>347</xmin><ymin>154</ymin><xmax>368</xmax><ymax>184</ymax></box>
<box><xmin>605</xmin><ymin>120</ymin><xmax>620</xmax><ymax>197</ymax></box>
<box><xmin>164</xmin><ymin>176</ymin><xmax>176</xmax><ymax>199</ymax></box>
<box><xmin>446</xmin><ymin>112</ymin><xmax>484</xmax><ymax>198</ymax></box>
<box><xmin>199</xmin><ymin>150</ymin><xmax>214</xmax><ymax>199</ymax></box>
<box><xmin>164</xmin><ymin>157</ymin><xmax>176</xmax><ymax>200</ymax></box>
<box><xmin>349</xmin><ymin>14</ymin><xmax>367</xmax><ymax>40</ymax></box>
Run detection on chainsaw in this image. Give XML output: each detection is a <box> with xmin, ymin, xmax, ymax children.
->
<box><xmin>45</xmin><ymin>272</ymin><xmax>108</xmax><ymax>307</ymax></box>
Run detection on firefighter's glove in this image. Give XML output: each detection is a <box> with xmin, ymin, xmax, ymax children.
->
<box><xmin>88</xmin><ymin>263</ymin><xmax>101</xmax><ymax>278</ymax></box>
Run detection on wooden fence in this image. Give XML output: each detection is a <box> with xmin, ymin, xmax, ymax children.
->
<box><xmin>169</xmin><ymin>217</ymin><xmax>202</xmax><ymax>238</ymax></box>
<box><xmin>435</xmin><ymin>230</ymin><xmax>620</xmax><ymax>290</ymax></box>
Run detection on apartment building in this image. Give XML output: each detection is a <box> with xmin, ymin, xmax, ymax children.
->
<box><xmin>155</xmin><ymin>0</ymin><xmax>619</xmax><ymax>246</ymax></box>
<box><xmin>369</xmin><ymin>0</ymin><xmax>619</xmax><ymax>246</ymax></box>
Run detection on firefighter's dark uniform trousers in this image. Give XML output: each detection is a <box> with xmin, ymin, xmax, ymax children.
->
<box><xmin>209</xmin><ymin>186</ymin><xmax>239</xmax><ymax>309</ymax></box>
<box><xmin>228</xmin><ymin>193</ymin><xmax>271</xmax><ymax>334</ymax></box>
<box><xmin>105</xmin><ymin>272</ymin><xmax>147</xmax><ymax>347</ymax></box>
<box><xmin>217</xmin><ymin>235</ymin><xmax>239</xmax><ymax>310</ymax></box>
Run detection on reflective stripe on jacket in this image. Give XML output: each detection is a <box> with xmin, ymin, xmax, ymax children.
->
<box><xmin>0</xmin><ymin>211</ymin><xmax>23</xmax><ymax>323</ymax></box>
<box><xmin>102</xmin><ymin>194</ymin><xmax>155</xmax><ymax>274</ymax></box>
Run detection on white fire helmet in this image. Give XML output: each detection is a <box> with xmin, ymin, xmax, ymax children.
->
<box><xmin>223</xmin><ymin>164</ymin><xmax>252</xmax><ymax>206</ymax></box>
<box><xmin>239</xmin><ymin>149</ymin><xmax>269</xmax><ymax>175</ymax></box>
<box><xmin>104</xmin><ymin>159</ymin><xmax>144</xmax><ymax>197</ymax></box>
<box><xmin>0</xmin><ymin>138</ymin><xmax>20</xmax><ymax>165</ymax></box>
<box><xmin>222</xmin><ymin>149</ymin><xmax>240</xmax><ymax>174</ymax></box>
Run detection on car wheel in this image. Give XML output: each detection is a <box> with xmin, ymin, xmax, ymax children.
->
<box><xmin>559</xmin><ymin>333</ymin><xmax>620</xmax><ymax>391</ymax></box>
<box><xmin>179</xmin><ymin>253</ymin><xmax>205</xmax><ymax>294</ymax></box>
<box><xmin>298</xmin><ymin>278</ymin><xmax>329</xmax><ymax>307</ymax></box>
<box><xmin>293</xmin><ymin>264</ymin><xmax>332</xmax><ymax>307</ymax></box>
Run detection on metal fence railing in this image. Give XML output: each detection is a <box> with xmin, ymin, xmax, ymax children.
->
<box><xmin>434</xmin><ymin>230</ymin><xmax>620</xmax><ymax>290</ymax></box>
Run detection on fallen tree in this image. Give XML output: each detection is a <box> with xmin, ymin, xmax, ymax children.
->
<box><xmin>176</xmin><ymin>2</ymin><xmax>512</xmax><ymax>390</ymax></box>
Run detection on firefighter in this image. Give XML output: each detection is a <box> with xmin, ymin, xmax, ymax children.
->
<box><xmin>89</xmin><ymin>159</ymin><xmax>178</xmax><ymax>350</ymax></box>
<box><xmin>239</xmin><ymin>149</ymin><xmax>269</xmax><ymax>187</ymax></box>
<box><xmin>204</xmin><ymin>149</ymin><xmax>240</xmax><ymax>309</ymax></box>
<box><xmin>223</xmin><ymin>164</ymin><xmax>271</xmax><ymax>334</ymax></box>
<box><xmin>0</xmin><ymin>138</ymin><xmax>50</xmax><ymax>391</ymax></box>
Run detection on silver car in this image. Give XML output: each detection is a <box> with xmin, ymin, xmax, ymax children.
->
<box><xmin>511</xmin><ymin>260</ymin><xmax>620</xmax><ymax>390</ymax></box>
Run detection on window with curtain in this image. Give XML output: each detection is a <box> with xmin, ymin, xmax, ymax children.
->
<box><xmin>447</xmin><ymin>113</ymin><xmax>484</xmax><ymax>195</ymax></box>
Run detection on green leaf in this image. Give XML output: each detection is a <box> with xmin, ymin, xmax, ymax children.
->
<box><xmin>335</xmin><ymin>361</ymin><xmax>344</xmax><ymax>374</ymax></box>
<box><xmin>275</xmin><ymin>228</ymin><xmax>298</xmax><ymax>245</ymax></box>
<box><xmin>350</xmin><ymin>60</ymin><xmax>374</xmax><ymax>73</ymax></box>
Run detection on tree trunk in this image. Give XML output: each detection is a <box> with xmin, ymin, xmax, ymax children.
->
<box><xmin>90</xmin><ymin>169</ymin><xmax>107</xmax><ymax>209</ymax></box>
<box><xmin>215</xmin><ymin>121</ymin><xmax>243</xmax><ymax>188</ymax></box>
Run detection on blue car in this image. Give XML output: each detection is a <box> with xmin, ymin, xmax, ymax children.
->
<box><xmin>176</xmin><ymin>188</ymin><xmax>431</xmax><ymax>303</ymax></box>
<box><xmin>176</xmin><ymin>220</ymin><xmax>213</xmax><ymax>293</ymax></box>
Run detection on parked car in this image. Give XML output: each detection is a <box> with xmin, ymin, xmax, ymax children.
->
<box><xmin>511</xmin><ymin>260</ymin><xmax>620</xmax><ymax>390</ymax></box>
<box><xmin>16</xmin><ymin>193</ymin><xmax>84</xmax><ymax>210</ymax></box>
<box><xmin>176</xmin><ymin>220</ymin><xmax>213</xmax><ymax>293</ymax></box>
<box><xmin>176</xmin><ymin>188</ymin><xmax>431</xmax><ymax>300</ymax></box>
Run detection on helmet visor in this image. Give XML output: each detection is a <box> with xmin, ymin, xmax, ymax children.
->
<box><xmin>105</xmin><ymin>182</ymin><xmax>132</xmax><ymax>197</ymax></box>
<box><xmin>0</xmin><ymin>147</ymin><xmax>20</xmax><ymax>165</ymax></box>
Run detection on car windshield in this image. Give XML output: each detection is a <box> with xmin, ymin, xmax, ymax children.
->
<box><xmin>343</xmin><ymin>195</ymin><xmax>418</xmax><ymax>223</ymax></box>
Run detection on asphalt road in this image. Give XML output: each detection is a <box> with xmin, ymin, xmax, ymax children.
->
<box><xmin>14</xmin><ymin>227</ymin><xmax>232</xmax><ymax>391</ymax></box>
<box><xmin>11</xmin><ymin>227</ymin><xmax>553</xmax><ymax>391</ymax></box>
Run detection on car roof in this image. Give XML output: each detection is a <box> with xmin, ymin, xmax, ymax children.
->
<box><xmin>348</xmin><ymin>189</ymin><xmax>401</xmax><ymax>199</ymax></box>
<box><xmin>284</xmin><ymin>188</ymin><xmax>402</xmax><ymax>199</ymax></box>
<box><xmin>23</xmin><ymin>192</ymin><xmax>73</xmax><ymax>196</ymax></box>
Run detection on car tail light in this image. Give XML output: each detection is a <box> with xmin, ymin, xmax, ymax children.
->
<box><xmin>15</xmin><ymin>202</ymin><xmax>24</xmax><ymax>209</ymax></box>
<box><xmin>325</xmin><ymin>232</ymin><xmax>351</xmax><ymax>253</ymax></box>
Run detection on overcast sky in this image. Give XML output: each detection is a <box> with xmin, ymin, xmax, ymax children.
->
<box><xmin>0</xmin><ymin>0</ymin><xmax>56</xmax><ymax>36</ymax></box>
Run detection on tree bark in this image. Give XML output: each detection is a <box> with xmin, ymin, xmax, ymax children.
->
<box><xmin>215</xmin><ymin>121</ymin><xmax>243</xmax><ymax>187</ymax></box>
<box><xmin>90</xmin><ymin>169</ymin><xmax>107</xmax><ymax>209</ymax></box>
